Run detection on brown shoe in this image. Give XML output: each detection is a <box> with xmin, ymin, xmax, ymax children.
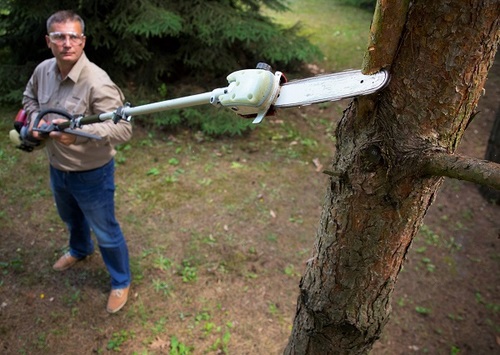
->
<box><xmin>106</xmin><ymin>286</ymin><xmax>130</xmax><ymax>314</ymax></box>
<box><xmin>53</xmin><ymin>252</ymin><xmax>80</xmax><ymax>271</ymax></box>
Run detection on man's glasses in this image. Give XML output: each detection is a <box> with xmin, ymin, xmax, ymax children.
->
<box><xmin>48</xmin><ymin>32</ymin><xmax>85</xmax><ymax>46</ymax></box>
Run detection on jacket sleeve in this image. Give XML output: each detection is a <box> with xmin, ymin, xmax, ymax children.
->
<box><xmin>22</xmin><ymin>70</ymin><xmax>41</xmax><ymax>127</ymax></box>
<box><xmin>76</xmin><ymin>82</ymin><xmax>133</xmax><ymax>146</ymax></box>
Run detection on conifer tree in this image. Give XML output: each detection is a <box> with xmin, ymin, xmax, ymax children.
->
<box><xmin>0</xmin><ymin>0</ymin><xmax>320</xmax><ymax>101</ymax></box>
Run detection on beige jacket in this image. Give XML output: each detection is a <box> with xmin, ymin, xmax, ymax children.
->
<box><xmin>22</xmin><ymin>53</ymin><xmax>132</xmax><ymax>171</ymax></box>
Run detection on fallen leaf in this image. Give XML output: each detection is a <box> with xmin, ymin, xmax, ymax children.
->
<box><xmin>150</xmin><ymin>336</ymin><xmax>169</xmax><ymax>350</ymax></box>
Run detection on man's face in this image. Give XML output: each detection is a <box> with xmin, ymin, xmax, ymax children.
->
<box><xmin>46</xmin><ymin>21</ymin><xmax>86</xmax><ymax>67</ymax></box>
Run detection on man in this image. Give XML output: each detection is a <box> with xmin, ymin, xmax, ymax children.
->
<box><xmin>23</xmin><ymin>10</ymin><xmax>132</xmax><ymax>313</ymax></box>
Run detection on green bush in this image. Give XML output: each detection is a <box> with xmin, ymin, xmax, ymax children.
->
<box><xmin>138</xmin><ymin>105</ymin><xmax>254</xmax><ymax>137</ymax></box>
<box><xmin>0</xmin><ymin>0</ymin><xmax>321</xmax><ymax>102</ymax></box>
<box><xmin>0</xmin><ymin>0</ymin><xmax>321</xmax><ymax>135</ymax></box>
<box><xmin>337</xmin><ymin>0</ymin><xmax>376</xmax><ymax>10</ymax></box>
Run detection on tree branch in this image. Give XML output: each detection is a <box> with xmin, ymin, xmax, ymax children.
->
<box><xmin>424</xmin><ymin>151</ymin><xmax>500</xmax><ymax>190</ymax></box>
<box><xmin>362</xmin><ymin>0</ymin><xmax>411</xmax><ymax>74</ymax></box>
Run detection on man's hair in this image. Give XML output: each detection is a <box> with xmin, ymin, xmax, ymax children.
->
<box><xmin>46</xmin><ymin>10</ymin><xmax>85</xmax><ymax>33</ymax></box>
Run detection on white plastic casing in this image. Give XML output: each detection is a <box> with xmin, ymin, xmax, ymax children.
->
<box><xmin>218</xmin><ymin>69</ymin><xmax>282</xmax><ymax>123</ymax></box>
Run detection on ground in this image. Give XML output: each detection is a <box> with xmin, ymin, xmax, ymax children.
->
<box><xmin>0</xmin><ymin>62</ymin><xmax>499</xmax><ymax>355</ymax></box>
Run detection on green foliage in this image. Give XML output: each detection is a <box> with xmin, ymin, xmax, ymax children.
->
<box><xmin>107</xmin><ymin>330</ymin><xmax>135</xmax><ymax>351</ymax></box>
<box><xmin>0</xmin><ymin>0</ymin><xmax>321</xmax><ymax>107</ymax></box>
<box><xmin>337</xmin><ymin>0</ymin><xmax>376</xmax><ymax>10</ymax></box>
<box><xmin>415</xmin><ymin>306</ymin><xmax>432</xmax><ymax>315</ymax></box>
<box><xmin>138</xmin><ymin>105</ymin><xmax>255</xmax><ymax>137</ymax></box>
<box><xmin>169</xmin><ymin>336</ymin><xmax>193</xmax><ymax>354</ymax></box>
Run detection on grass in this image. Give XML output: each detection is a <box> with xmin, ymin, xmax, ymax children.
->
<box><xmin>263</xmin><ymin>0</ymin><xmax>374</xmax><ymax>71</ymax></box>
<box><xmin>0</xmin><ymin>100</ymin><xmax>337</xmax><ymax>353</ymax></box>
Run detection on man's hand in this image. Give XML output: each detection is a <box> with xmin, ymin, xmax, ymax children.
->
<box><xmin>29</xmin><ymin>116</ymin><xmax>47</xmax><ymax>141</ymax></box>
<box><xmin>49</xmin><ymin>118</ymin><xmax>77</xmax><ymax>145</ymax></box>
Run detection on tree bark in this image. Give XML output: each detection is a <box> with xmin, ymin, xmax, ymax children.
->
<box><xmin>425</xmin><ymin>151</ymin><xmax>500</xmax><ymax>191</ymax></box>
<box><xmin>285</xmin><ymin>1</ymin><xmax>499</xmax><ymax>354</ymax></box>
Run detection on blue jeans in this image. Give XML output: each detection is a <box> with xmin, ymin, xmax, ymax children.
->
<box><xmin>50</xmin><ymin>159</ymin><xmax>131</xmax><ymax>289</ymax></box>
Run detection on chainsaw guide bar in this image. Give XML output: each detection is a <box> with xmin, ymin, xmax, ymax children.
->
<box><xmin>274</xmin><ymin>69</ymin><xmax>389</xmax><ymax>108</ymax></box>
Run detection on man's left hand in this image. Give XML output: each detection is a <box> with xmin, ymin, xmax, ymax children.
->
<box><xmin>49</xmin><ymin>118</ymin><xmax>77</xmax><ymax>145</ymax></box>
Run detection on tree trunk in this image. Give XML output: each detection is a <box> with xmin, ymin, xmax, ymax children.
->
<box><xmin>285</xmin><ymin>1</ymin><xmax>499</xmax><ymax>354</ymax></box>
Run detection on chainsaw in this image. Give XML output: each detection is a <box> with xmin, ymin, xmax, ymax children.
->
<box><xmin>10</xmin><ymin>63</ymin><xmax>389</xmax><ymax>152</ymax></box>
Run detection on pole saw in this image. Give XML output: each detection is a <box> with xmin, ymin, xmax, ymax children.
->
<box><xmin>10</xmin><ymin>63</ymin><xmax>389</xmax><ymax>152</ymax></box>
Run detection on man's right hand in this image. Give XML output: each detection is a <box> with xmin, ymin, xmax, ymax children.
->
<box><xmin>29</xmin><ymin>116</ymin><xmax>48</xmax><ymax>141</ymax></box>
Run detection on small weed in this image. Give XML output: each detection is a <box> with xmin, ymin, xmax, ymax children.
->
<box><xmin>165</xmin><ymin>168</ymin><xmax>185</xmax><ymax>184</ymax></box>
<box><xmin>419</xmin><ymin>224</ymin><xmax>440</xmax><ymax>246</ymax></box>
<box><xmin>454</xmin><ymin>221</ymin><xmax>466</xmax><ymax>231</ymax></box>
<box><xmin>415</xmin><ymin>306</ymin><xmax>431</xmax><ymax>315</ymax></box>
<box><xmin>153</xmin><ymin>255</ymin><xmax>173</xmax><ymax>271</ymax></box>
<box><xmin>194</xmin><ymin>311</ymin><xmax>211</xmax><ymax>324</ymax></box>
<box><xmin>164</xmin><ymin>174</ymin><xmax>179</xmax><ymax>183</ymax></box>
<box><xmin>170</xmin><ymin>335</ymin><xmax>193</xmax><ymax>354</ymax></box>
<box><xmin>107</xmin><ymin>330</ymin><xmax>135</xmax><ymax>352</ymax></box>
<box><xmin>168</xmin><ymin>157</ymin><xmax>180</xmax><ymax>166</ymax></box>
<box><xmin>207</xmin><ymin>321</ymin><xmax>233</xmax><ymax>354</ymax></box>
<box><xmin>445</xmin><ymin>236</ymin><xmax>462</xmax><ymax>252</ymax></box>
<box><xmin>415</xmin><ymin>246</ymin><xmax>427</xmax><ymax>254</ymax></box>
<box><xmin>63</xmin><ymin>289</ymin><xmax>82</xmax><ymax>307</ymax></box>
<box><xmin>151</xmin><ymin>317</ymin><xmax>168</xmax><ymax>335</ymax></box>
<box><xmin>421</xmin><ymin>257</ymin><xmax>436</xmax><ymax>272</ymax></box>
<box><xmin>198</xmin><ymin>177</ymin><xmax>212</xmax><ymax>186</ymax></box>
<box><xmin>231</xmin><ymin>161</ymin><xmax>245</xmax><ymax>169</ymax></box>
<box><xmin>179</xmin><ymin>260</ymin><xmax>198</xmax><ymax>283</ymax></box>
<box><xmin>284</xmin><ymin>264</ymin><xmax>301</xmax><ymax>277</ymax></box>
<box><xmin>267</xmin><ymin>233</ymin><xmax>278</xmax><ymax>243</ymax></box>
<box><xmin>300</xmin><ymin>137</ymin><xmax>318</xmax><ymax>148</ymax></box>
<box><xmin>289</xmin><ymin>215</ymin><xmax>303</xmax><ymax>224</ymax></box>
<box><xmin>35</xmin><ymin>332</ymin><xmax>47</xmax><ymax>350</ymax></box>
<box><xmin>9</xmin><ymin>256</ymin><xmax>24</xmax><ymax>271</ymax></box>
<box><xmin>115</xmin><ymin>154</ymin><xmax>127</xmax><ymax>165</ymax></box>
<box><xmin>139</xmin><ymin>134</ymin><xmax>155</xmax><ymax>147</ymax></box>
<box><xmin>201</xmin><ymin>234</ymin><xmax>217</xmax><ymax>245</ymax></box>
<box><xmin>490</xmin><ymin>253</ymin><xmax>500</xmax><ymax>262</ymax></box>
<box><xmin>152</xmin><ymin>279</ymin><xmax>173</xmax><ymax>296</ymax></box>
<box><xmin>245</xmin><ymin>272</ymin><xmax>258</xmax><ymax>279</ymax></box>
<box><xmin>447</xmin><ymin>313</ymin><xmax>464</xmax><ymax>321</ymax></box>
<box><xmin>268</xmin><ymin>302</ymin><xmax>279</xmax><ymax>316</ymax></box>
<box><xmin>146</xmin><ymin>167</ymin><xmax>160</xmax><ymax>176</ymax></box>
<box><xmin>475</xmin><ymin>292</ymin><xmax>500</xmax><ymax>313</ymax></box>
<box><xmin>461</xmin><ymin>208</ymin><xmax>474</xmax><ymax>221</ymax></box>
<box><xmin>130</xmin><ymin>258</ymin><xmax>144</xmax><ymax>282</ymax></box>
<box><xmin>203</xmin><ymin>321</ymin><xmax>216</xmax><ymax>334</ymax></box>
